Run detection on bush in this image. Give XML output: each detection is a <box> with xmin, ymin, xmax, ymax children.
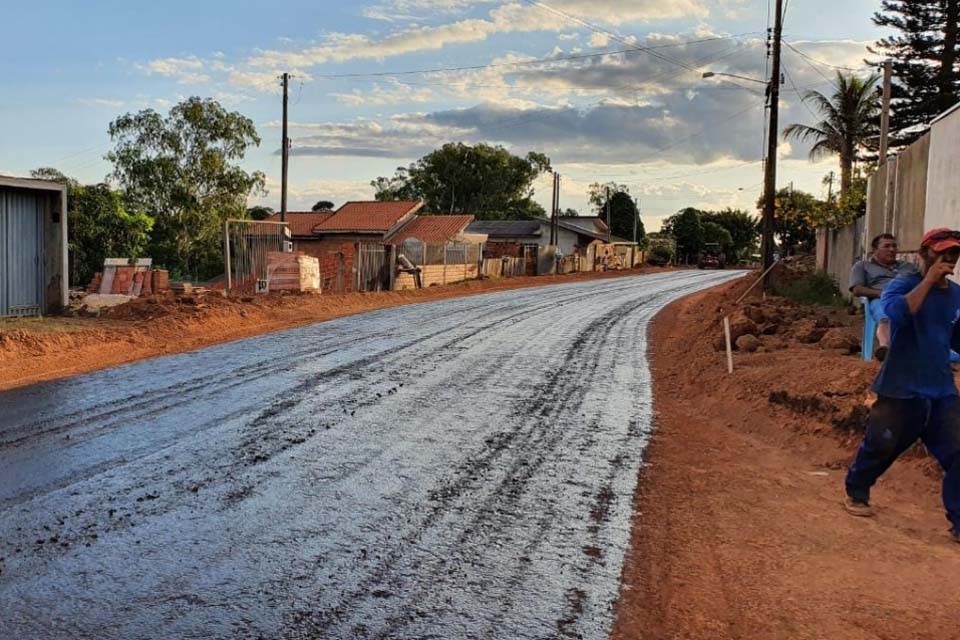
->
<box><xmin>647</xmin><ymin>245</ymin><xmax>674</xmax><ymax>266</ymax></box>
<box><xmin>772</xmin><ymin>270</ymin><xmax>845</xmax><ymax>306</ymax></box>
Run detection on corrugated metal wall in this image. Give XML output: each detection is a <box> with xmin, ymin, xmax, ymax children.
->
<box><xmin>0</xmin><ymin>188</ymin><xmax>45</xmax><ymax>317</ymax></box>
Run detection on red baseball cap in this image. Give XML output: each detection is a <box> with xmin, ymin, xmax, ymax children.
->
<box><xmin>921</xmin><ymin>228</ymin><xmax>960</xmax><ymax>253</ymax></box>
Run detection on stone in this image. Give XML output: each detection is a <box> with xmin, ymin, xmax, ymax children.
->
<box><xmin>819</xmin><ymin>328</ymin><xmax>860</xmax><ymax>353</ymax></box>
<box><xmin>736</xmin><ymin>334</ymin><xmax>761</xmax><ymax>352</ymax></box>
<box><xmin>793</xmin><ymin>318</ymin><xmax>827</xmax><ymax>344</ymax></box>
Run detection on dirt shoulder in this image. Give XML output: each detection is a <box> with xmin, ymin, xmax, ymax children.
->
<box><xmin>612</xmin><ymin>276</ymin><xmax>960</xmax><ymax>640</ymax></box>
<box><xmin>0</xmin><ymin>267</ymin><xmax>670</xmax><ymax>391</ymax></box>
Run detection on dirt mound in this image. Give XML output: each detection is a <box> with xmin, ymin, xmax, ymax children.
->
<box><xmin>612</xmin><ymin>273</ymin><xmax>960</xmax><ymax>640</ymax></box>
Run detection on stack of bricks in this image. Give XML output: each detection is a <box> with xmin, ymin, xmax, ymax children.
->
<box><xmin>88</xmin><ymin>273</ymin><xmax>102</xmax><ymax>293</ymax></box>
<box><xmin>266</xmin><ymin>251</ymin><xmax>320</xmax><ymax>292</ymax></box>
<box><xmin>110</xmin><ymin>266</ymin><xmax>136</xmax><ymax>294</ymax></box>
<box><xmin>152</xmin><ymin>270</ymin><xmax>169</xmax><ymax>293</ymax></box>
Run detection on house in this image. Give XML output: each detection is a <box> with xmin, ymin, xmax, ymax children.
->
<box><xmin>386</xmin><ymin>215</ymin><xmax>487</xmax><ymax>290</ymax></box>
<box><xmin>0</xmin><ymin>176</ymin><xmax>68</xmax><ymax>317</ymax></box>
<box><xmin>268</xmin><ymin>201</ymin><xmax>424</xmax><ymax>293</ymax></box>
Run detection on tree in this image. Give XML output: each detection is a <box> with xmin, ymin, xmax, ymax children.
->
<box><xmin>31</xmin><ymin>168</ymin><xmax>153</xmax><ymax>285</ymax></box>
<box><xmin>311</xmin><ymin>200</ymin><xmax>335</xmax><ymax>212</ymax></box>
<box><xmin>758</xmin><ymin>188</ymin><xmax>820</xmax><ymax>256</ymax></box>
<box><xmin>247</xmin><ymin>206</ymin><xmax>274</xmax><ymax>221</ymax></box>
<box><xmin>587</xmin><ymin>183</ymin><xmax>646</xmax><ymax>243</ymax></box>
<box><xmin>783</xmin><ymin>72</ymin><xmax>881</xmax><ymax>194</ymax></box>
<box><xmin>371</xmin><ymin>143</ymin><xmax>551</xmax><ymax>220</ymax></box>
<box><xmin>871</xmin><ymin>1</ymin><xmax>960</xmax><ymax>147</ymax></box>
<box><xmin>560</xmin><ymin>208</ymin><xmax>580</xmax><ymax>217</ymax></box>
<box><xmin>662</xmin><ymin>208</ymin><xmax>705</xmax><ymax>264</ymax></box>
<box><xmin>702</xmin><ymin>221</ymin><xmax>734</xmax><ymax>253</ymax></box>
<box><xmin>107</xmin><ymin>97</ymin><xmax>266</xmax><ymax>280</ymax></box>
<box><xmin>700</xmin><ymin>209</ymin><xmax>759</xmax><ymax>260</ymax></box>
<box><xmin>809</xmin><ymin>171</ymin><xmax>868</xmax><ymax>229</ymax></box>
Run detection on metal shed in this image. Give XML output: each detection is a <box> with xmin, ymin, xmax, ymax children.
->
<box><xmin>0</xmin><ymin>176</ymin><xmax>68</xmax><ymax>317</ymax></box>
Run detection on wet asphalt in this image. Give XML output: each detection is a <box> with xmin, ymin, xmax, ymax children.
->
<box><xmin>0</xmin><ymin>270</ymin><xmax>742</xmax><ymax>639</ymax></box>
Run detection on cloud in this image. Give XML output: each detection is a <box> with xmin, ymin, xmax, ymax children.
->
<box><xmin>333</xmin><ymin>80</ymin><xmax>435</xmax><ymax>106</ymax></box>
<box><xmin>250</xmin><ymin>176</ymin><xmax>375</xmax><ymax>210</ymax></box>
<box><xmin>77</xmin><ymin>98</ymin><xmax>125</xmax><ymax>108</ymax></box>
<box><xmin>247</xmin><ymin>0</ymin><xmax>717</xmax><ymax>69</ymax></box>
<box><xmin>137</xmin><ymin>56</ymin><xmax>210</xmax><ymax>84</ymax></box>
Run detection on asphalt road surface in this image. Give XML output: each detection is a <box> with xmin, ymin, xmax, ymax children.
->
<box><xmin>0</xmin><ymin>270</ymin><xmax>742</xmax><ymax>640</ymax></box>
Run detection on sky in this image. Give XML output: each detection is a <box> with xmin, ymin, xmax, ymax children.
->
<box><xmin>0</xmin><ymin>0</ymin><xmax>887</xmax><ymax>230</ymax></box>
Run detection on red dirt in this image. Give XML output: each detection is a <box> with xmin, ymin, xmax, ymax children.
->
<box><xmin>0</xmin><ymin>268</ymin><xmax>672</xmax><ymax>391</ymax></box>
<box><xmin>611</xmin><ymin>276</ymin><xmax>960</xmax><ymax>640</ymax></box>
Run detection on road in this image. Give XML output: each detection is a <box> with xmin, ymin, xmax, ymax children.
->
<box><xmin>0</xmin><ymin>270</ymin><xmax>741</xmax><ymax>640</ymax></box>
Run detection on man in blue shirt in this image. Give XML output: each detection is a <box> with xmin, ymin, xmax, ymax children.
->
<box><xmin>845</xmin><ymin>228</ymin><xmax>960</xmax><ymax>544</ymax></box>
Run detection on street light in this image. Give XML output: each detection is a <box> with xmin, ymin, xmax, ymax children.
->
<box><xmin>701</xmin><ymin>71</ymin><xmax>769</xmax><ymax>85</ymax></box>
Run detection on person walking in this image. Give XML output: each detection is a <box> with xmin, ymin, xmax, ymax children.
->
<box><xmin>849</xmin><ymin>233</ymin><xmax>918</xmax><ymax>361</ymax></box>
<box><xmin>844</xmin><ymin>228</ymin><xmax>960</xmax><ymax>544</ymax></box>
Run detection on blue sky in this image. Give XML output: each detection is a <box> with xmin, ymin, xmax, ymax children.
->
<box><xmin>0</xmin><ymin>0</ymin><xmax>885</xmax><ymax>229</ymax></box>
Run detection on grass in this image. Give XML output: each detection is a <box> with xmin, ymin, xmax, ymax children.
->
<box><xmin>772</xmin><ymin>270</ymin><xmax>847</xmax><ymax>307</ymax></box>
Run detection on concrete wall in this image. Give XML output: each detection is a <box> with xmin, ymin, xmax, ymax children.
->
<box><xmin>824</xmin><ymin>220</ymin><xmax>861</xmax><ymax>297</ymax></box>
<box><xmin>925</xmin><ymin>105</ymin><xmax>960</xmax><ymax>232</ymax></box>
<box><xmin>893</xmin><ymin>133</ymin><xmax>929</xmax><ymax>251</ymax></box>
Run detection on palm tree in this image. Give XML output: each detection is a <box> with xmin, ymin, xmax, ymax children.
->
<box><xmin>783</xmin><ymin>71</ymin><xmax>881</xmax><ymax>195</ymax></box>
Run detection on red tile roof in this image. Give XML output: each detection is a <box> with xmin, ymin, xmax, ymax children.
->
<box><xmin>387</xmin><ymin>215</ymin><xmax>476</xmax><ymax>245</ymax></box>
<box><xmin>266</xmin><ymin>211</ymin><xmax>335</xmax><ymax>237</ymax></box>
<box><xmin>314</xmin><ymin>200</ymin><xmax>423</xmax><ymax>234</ymax></box>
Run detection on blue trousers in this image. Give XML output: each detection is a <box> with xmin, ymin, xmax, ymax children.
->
<box><xmin>846</xmin><ymin>395</ymin><xmax>960</xmax><ymax>528</ymax></box>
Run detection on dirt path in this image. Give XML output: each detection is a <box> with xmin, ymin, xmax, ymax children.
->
<box><xmin>612</xmin><ymin>279</ymin><xmax>960</xmax><ymax>640</ymax></box>
<box><xmin>0</xmin><ymin>268</ymin><xmax>673</xmax><ymax>391</ymax></box>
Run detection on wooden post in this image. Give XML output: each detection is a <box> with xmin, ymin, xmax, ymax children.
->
<box><xmin>224</xmin><ymin>220</ymin><xmax>232</xmax><ymax>293</ymax></box>
<box><xmin>443</xmin><ymin>244</ymin><xmax>447</xmax><ymax>285</ymax></box>
<box><xmin>723</xmin><ymin>316</ymin><xmax>734</xmax><ymax>374</ymax></box>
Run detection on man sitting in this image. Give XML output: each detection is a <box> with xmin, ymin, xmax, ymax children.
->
<box><xmin>849</xmin><ymin>233</ymin><xmax>918</xmax><ymax>361</ymax></box>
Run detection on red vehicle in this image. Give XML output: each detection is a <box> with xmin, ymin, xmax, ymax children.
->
<box><xmin>697</xmin><ymin>243</ymin><xmax>726</xmax><ymax>269</ymax></box>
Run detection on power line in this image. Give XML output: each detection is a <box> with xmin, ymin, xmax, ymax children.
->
<box><xmin>782</xmin><ymin>40</ymin><xmax>870</xmax><ymax>73</ymax></box>
<box><xmin>782</xmin><ymin>62</ymin><xmax>821</xmax><ymax>122</ymax></box>
<box><xmin>312</xmin><ymin>32</ymin><xmax>760</xmax><ymax>80</ymax></box>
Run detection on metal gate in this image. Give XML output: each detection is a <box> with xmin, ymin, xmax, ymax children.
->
<box><xmin>223</xmin><ymin>219</ymin><xmax>290</xmax><ymax>294</ymax></box>
<box><xmin>356</xmin><ymin>243</ymin><xmax>393</xmax><ymax>292</ymax></box>
<box><xmin>0</xmin><ymin>188</ymin><xmax>44</xmax><ymax>317</ymax></box>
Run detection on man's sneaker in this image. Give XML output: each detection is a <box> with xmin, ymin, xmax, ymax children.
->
<box><xmin>950</xmin><ymin>527</ymin><xmax>960</xmax><ymax>544</ymax></box>
<box><xmin>875</xmin><ymin>346</ymin><xmax>889</xmax><ymax>362</ymax></box>
<box><xmin>844</xmin><ymin>496</ymin><xmax>875</xmax><ymax>517</ymax></box>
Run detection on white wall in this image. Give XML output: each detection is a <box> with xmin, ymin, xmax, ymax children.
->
<box><xmin>925</xmin><ymin>105</ymin><xmax>960</xmax><ymax>231</ymax></box>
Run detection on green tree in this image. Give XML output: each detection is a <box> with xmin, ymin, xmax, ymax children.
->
<box><xmin>871</xmin><ymin>1</ymin><xmax>960</xmax><ymax>147</ymax></box>
<box><xmin>783</xmin><ymin>72</ymin><xmax>881</xmax><ymax>194</ymax></box>
<box><xmin>371</xmin><ymin>143</ymin><xmax>551</xmax><ymax>220</ymax></box>
<box><xmin>311</xmin><ymin>200</ymin><xmax>335</xmax><ymax>212</ymax></box>
<box><xmin>809</xmin><ymin>171</ymin><xmax>868</xmax><ymax>229</ymax></box>
<box><xmin>560</xmin><ymin>207</ymin><xmax>580</xmax><ymax>217</ymax></box>
<box><xmin>702</xmin><ymin>221</ymin><xmax>734</xmax><ymax>253</ymax></box>
<box><xmin>662</xmin><ymin>207</ymin><xmax>705</xmax><ymax>264</ymax></box>
<box><xmin>757</xmin><ymin>188</ymin><xmax>820</xmax><ymax>256</ymax></box>
<box><xmin>247</xmin><ymin>206</ymin><xmax>274</xmax><ymax>221</ymax></box>
<box><xmin>107</xmin><ymin>97</ymin><xmax>266</xmax><ymax>280</ymax></box>
<box><xmin>700</xmin><ymin>208</ymin><xmax>759</xmax><ymax>260</ymax></box>
<box><xmin>31</xmin><ymin>168</ymin><xmax>153</xmax><ymax>285</ymax></box>
<box><xmin>587</xmin><ymin>182</ymin><xmax>646</xmax><ymax>243</ymax></box>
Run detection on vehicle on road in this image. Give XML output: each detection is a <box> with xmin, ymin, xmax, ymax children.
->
<box><xmin>698</xmin><ymin>243</ymin><xmax>726</xmax><ymax>269</ymax></box>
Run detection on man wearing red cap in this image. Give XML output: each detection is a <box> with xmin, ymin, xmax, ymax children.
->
<box><xmin>845</xmin><ymin>228</ymin><xmax>960</xmax><ymax>544</ymax></box>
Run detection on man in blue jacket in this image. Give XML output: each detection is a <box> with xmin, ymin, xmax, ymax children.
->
<box><xmin>844</xmin><ymin>228</ymin><xmax>960</xmax><ymax>544</ymax></box>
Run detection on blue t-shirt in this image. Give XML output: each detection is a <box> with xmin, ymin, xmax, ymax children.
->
<box><xmin>874</xmin><ymin>273</ymin><xmax>960</xmax><ymax>399</ymax></box>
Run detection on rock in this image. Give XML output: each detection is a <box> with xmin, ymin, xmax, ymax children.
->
<box><xmin>820</xmin><ymin>328</ymin><xmax>860</xmax><ymax>353</ymax></box>
<box><xmin>758</xmin><ymin>322</ymin><xmax>779</xmax><ymax>335</ymax></box>
<box><xmin>814</xmin><ymin>314</ymin><xmax>831</xmax><ymax>328</ymax></box>
<box><xmin>736</xmin><ymin>334</ymin><xmax>761</xmax><ymax>352</ymax></box>
<box><xmin>728</xmin><ymin>312</ymin><xmax>758</xmax><ymax>343</ymax></box>
<box><xmin>743</xmin><ymin>305</ymin><xmax>766</xmax><ymax>325</ymax></box>
<box><xmin>792</xmin><ymin>318</ymin><xmax>827</xmax><ymax>344</ymax></box>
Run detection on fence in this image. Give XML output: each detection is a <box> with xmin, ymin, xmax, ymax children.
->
<box><xmin>224</xmin><ymin>219</ymin><xmax>290</xmax><ymax>294</ymax></box>
<box><xmin>395</xmin><ymin>240</ymin><xmax>482</xmax><ymax>290</ymax></box>
<box><xmin>357</xmin><ymin>243</ymin><xmax>393</xmax><ymax>292</ymax></box>
<box><xmin>481</xmin><ymin>256</ymin><xmax>526</xmax><ymax>278</ymax></box>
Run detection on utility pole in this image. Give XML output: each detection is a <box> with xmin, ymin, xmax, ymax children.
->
<box><xmin>554</xmin><ymin>173</ymin><xmax>561</xmax><ymax>247</ymax></box>
<box><xmin>826</xmin><ymin>171</ymin><xmax>835</xmax><ymax>202</ymax></box>
<box><xmin>280</xmin><ymin>72</ymin><xmax>290</xmax><ymax>223</ymax></box>
<box><xmin>761</xmin><ymin>0</ymin><xmax>784</xmax><ymax>287</ymax></box>
<box><xmin>879</xmin><ymin>59</ymin><xmax>892</xmax><ymax>166</ymax></box>
<box><xmin>605</xmin><ymin>185</ymin><xmax>612</xmax><ymax>243</ymax></box>
<box><xmin>550</xmin><ymin>173</ymin><xmax>557</xmax><ymax>245</ymax></box>
<box><xmin>633</xmin><ymin>197</ymin><xmax>639</xmax><ymax>243</ymax></box>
